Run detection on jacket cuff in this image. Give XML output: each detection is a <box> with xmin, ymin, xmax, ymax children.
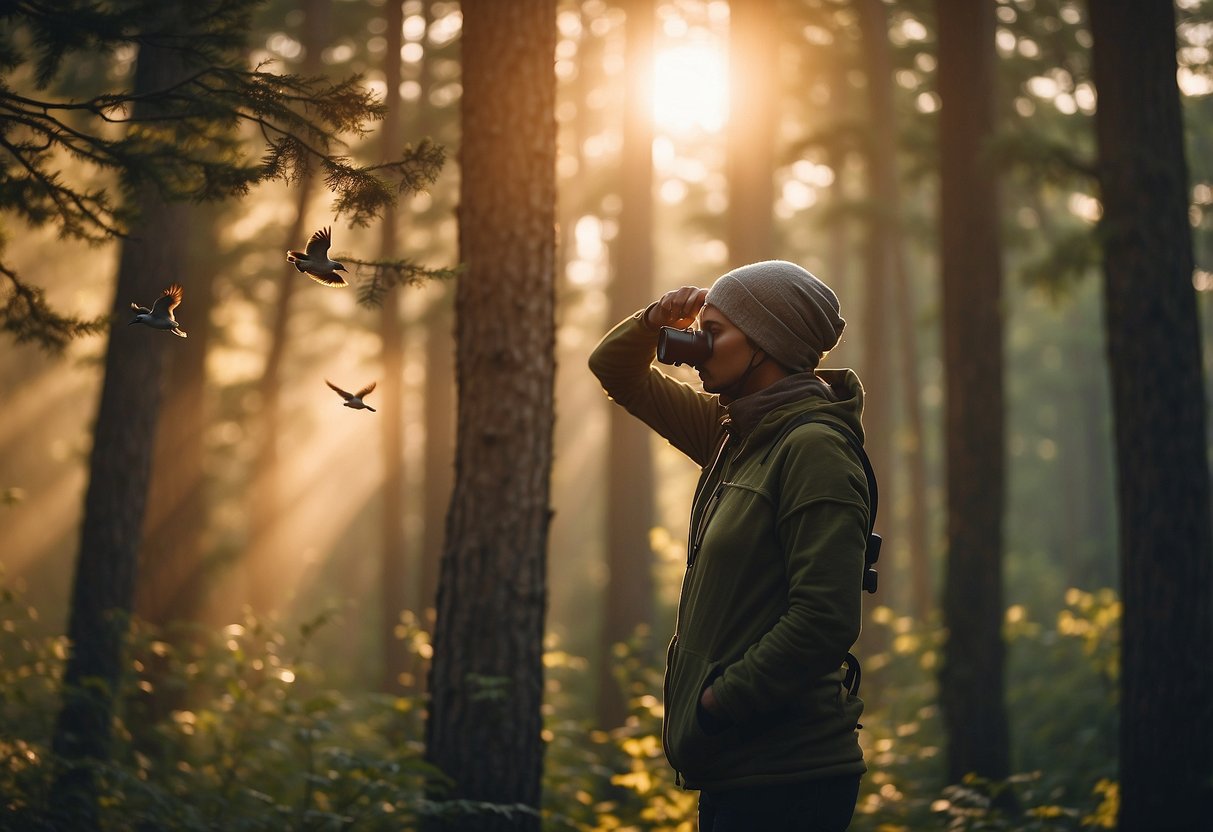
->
<box><xmin>638</xmin><ymin>301</ymin><xmax>661</xmax><ymax>332</ymax></box>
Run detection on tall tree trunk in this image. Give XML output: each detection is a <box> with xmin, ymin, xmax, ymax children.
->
<box><xmin>894</xmin><ymin>253</ymin><xmax>932</xmax><ymax>618</ymax></box>
<box><xmin>49</xmin><ymin>30</ymin><xmax>191</xmax><ymax>823</ymax></box>
<box><xmin>852</xmin><ymin>0</ymin><xmax>894</xmax><ymax>656</ymax></box>
<box><xmin>130</xmin><ymin>201</ymin><xmax>219</xmax><ymax>743</ymax></box>
<box><xmin>418</xmin><ymin>0</ymin><xmax>453</xmax><ymax>640</ymax></box>
<box><xmin>378</xmin><ymin>0</ymin><xmax>411</xmax><ymax>696</ymax></box>
<box><xmin>421</xmin><ymin>288</ymin><xmax>453</xmax><ymax>629</ymax></box>
<box><xmin>246</xmin><ymin>0</ymin><xmax>328</xmax><ymax>615</ymax></box>
<box><xmin>824</xmin><ymin>56</ymin><xmax>852</xmax><ymax>323</ymax></box>
<box><xmin>137</xmin><ymin>201</ymin><xmax>218</xmax><ymax>627</ymax></box>
<box><xmin>1087</xmin><ymin>2</ymin><xmax>1213</xmax><ymax>827</ymax></box>
<box><xmin>856</xmin><ymin>0</ymin><xmax>932</xmax><ymax>619</ymax></box>
<box><xmin>935</xmin><ymin>0</ymin><xmax>1011</xmax><ymax>785</ymax></box>
<box><xmin>1059</xmin><ymin>305</ymin><xmax>1116</xmax><ymax>592</ymax></box>
<box><xmin>598</xmin><ymin>0</ymin><xmax>657</xmax><ymax>731</ymax></box>
<box><xmin>423</xmin><ymin>1</ymin><xmax>556</xmax><ymax>829</ymax></box>
<box><xmin>725</xmin><ymin>0</ymin><xmax>777</xmax><ymax>267</ymax></box>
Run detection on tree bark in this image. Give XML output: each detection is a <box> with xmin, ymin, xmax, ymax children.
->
<box><xmin>422</xmin><ymin>1</ymin><xmax>556</xmax><ymax>828</ymax></box>
<box><xmin>49</xmin><ymin>30</ymin><xmax>191</xmax><ymax>823</ymax></box>
<box><xmin>130</xmin><ymin>201</ymin><xmax>219</xmax><ymax>740</ymax></box>
<box><xmin>1087</xmin><ymin>2</ymin><xmax>1213</xmax><ymax>827</ymax></box>
<box><xmin>935</xmin><ymin>0</ymin><xmax>1012</xmax><ymax>785</ymax></box>
<box><xmin>137</xmin><ymin>200</ymin><xmax>217</xmax><ymax>627</ymax></box>
<box><xmin>598</xmin><ymin>0</ymin><xmax>657</xmax><ymax>731</ymax></box>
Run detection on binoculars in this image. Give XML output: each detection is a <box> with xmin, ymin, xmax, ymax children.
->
<box><xmin>657</xmin><ymin>326</ymin><xmax>713</xmax><ymax>368</ymax></box>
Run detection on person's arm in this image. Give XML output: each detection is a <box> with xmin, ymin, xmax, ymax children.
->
<box><xmin>707</xmin><ymin>427</ymin><xmax>869</xmax><ymax>722</ymax></box>
<box><xmin>588</xmin><ymin>287</ymin><xmax>724</xmax><ymax>466</ymax></box>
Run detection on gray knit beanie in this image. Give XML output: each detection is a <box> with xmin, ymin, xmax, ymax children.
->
<box><xmin>705</xmin><ymin>260</ymin><xmax>845</xmax><ymax>372</ymax></box>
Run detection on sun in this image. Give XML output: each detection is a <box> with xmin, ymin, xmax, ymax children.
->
<box><xmin>651</xmin><ymin>41</ymin><xmax>728</xmax><ymax>134</ymax></box>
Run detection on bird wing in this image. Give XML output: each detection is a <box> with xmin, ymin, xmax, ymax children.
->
<box><xmin>355</xmin><ymin>381</ymin><xmax>376</xmax><ymax>399</ymax></box>
<box><xmin>304</xmin><ymin>270</ymin><xmax>349</xmax><ymax>288</ymax></box>
<box><xmin>130</xmin><ymin>303</ymin><xmax>151</xmax><ymax>314</ymax></box>
<box><xmin>325</xmin><ymin>379</ymin><xmax>353</xmax><ymax>400</ymax></box>
<box><xmin>303</xmin><ymin>226</ymin><xmax>332</xmax><ymax>259</ymax></box>
<box><xmin>152</xmin><ymin>283</ymin><xmax>184</xmax><ymax>317</ymax></box>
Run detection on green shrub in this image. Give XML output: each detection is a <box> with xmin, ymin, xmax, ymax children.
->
<box><xmin>0</xmin><ymin>585</ymin><xmax>1122</xmax><ymax>831</ymax></box>
<box><xmin>1</xmin><ymin>595</ymin><xmax>442</xmax><ymax>831</ymax></box>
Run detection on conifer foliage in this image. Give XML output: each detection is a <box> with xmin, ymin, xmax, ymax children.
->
<box><xmin>0</xmin><ymin>2</ymin><xmax>446</xmax><ymax>824</ymax></box>
<box><xmin>0</xmin><ymin>0</ymin><xmax>444</xmax><ymax>349</ymax></box>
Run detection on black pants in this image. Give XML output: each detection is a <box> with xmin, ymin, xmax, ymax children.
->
<box><xmin>697</xmin><ymin>775</ymin><xmax>861</xmax><ymax>832</ymax></box>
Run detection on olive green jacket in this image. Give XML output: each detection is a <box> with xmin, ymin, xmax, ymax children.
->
<box><xmin>589</xmin><ymin>310</ymin><xmax>868</xmax><ymax>789</ymax></box>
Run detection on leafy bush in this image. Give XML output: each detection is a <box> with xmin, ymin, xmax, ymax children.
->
<box><xmin>541</xmin><ymin>631</ymin><xmax>696</xmax><ymax>831</ymax></box>
<box><xmin>1</xmin><ymin>594</ymin><xmax>442</xmax><ymax>831</ymax></box>
<box><xmin>0</xmin><ymin>585</ymin><xmax>1122</xmax><ymax>831</ymax></box>
<box><xmin>841</xmin><ymin>592</ymin><xmax>1119</xmax><ymax>831</ymax></box>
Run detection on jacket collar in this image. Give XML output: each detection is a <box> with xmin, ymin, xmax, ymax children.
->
<box><xmin>724</xmin><ymin>372</ymin><xmax>837</xmax><ymax>440</ymax></box>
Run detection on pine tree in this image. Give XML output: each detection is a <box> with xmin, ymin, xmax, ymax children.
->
<box><xmin>0</xmin><ymin>1</ymin><xmax>445</xmax><ymax>822</ymax></box>
<box><xmin>423</xmin><ymin>0</ymin><xmax>556</xmax><ymax>828</ymax></box>
<box><xmin>1088</xmin><ymin>1</ymin><xmax>1213</xmax><ymax>827</ymax></box>
<box><xmin>0</xmin><ymin>0</ymin><xmax>444</xmax><ymax>349</ymax></box>
<box><xmin>936</xmin><ymin>0</ymin><xmax>1013</xmax><ymax>786</ymax></box>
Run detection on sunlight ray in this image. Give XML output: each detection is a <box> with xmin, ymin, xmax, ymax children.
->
<box><xmin>652</xmin><ymin>41</ymin><xmax>728</xmax><ymax>134</ymax></box>
<box><xmin>1</xmin><ymin>468</ymin><xmax>86</xmax><ymax>573</ymax></box>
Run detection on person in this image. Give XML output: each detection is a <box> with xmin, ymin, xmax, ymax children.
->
<box><xmin>588</xmin><ymin>260</ymin><xmax>870</xmax><ymax>831</ymax></box>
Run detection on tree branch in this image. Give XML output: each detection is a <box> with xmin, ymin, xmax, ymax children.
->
<box><xmin>0</xmin><ymin>262</ymin><xmax>110</xmax><ymax>352</ymax></box>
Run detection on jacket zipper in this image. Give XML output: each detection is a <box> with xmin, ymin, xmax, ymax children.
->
<box><xmin>661</xmin><ymin>634</ymin><xmax>684</xmax><ymax>788</ymax></box>
<box><xmin>686</xmin><ymin>432</ymin><xmax>732</xmax><ymax>568</ymax></box>
<box><xmin>672</xmin><ymin>425</ymin><xmax>737</xmax><ymax>790</ymax></box>
<box><xmin>688</xmin><ymin>487</ymin><xmax>725</xmax><ymax>568</ymax></box>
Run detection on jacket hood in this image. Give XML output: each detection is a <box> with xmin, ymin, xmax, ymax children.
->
<box><xmin>725</xmin><ymin>368</ymin><xmax>865</xmax><ymax>448</ymax></box>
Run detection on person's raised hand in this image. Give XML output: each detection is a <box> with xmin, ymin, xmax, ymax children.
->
<box><xmin>646</xmin><ymin>286</ymin><xmax>708</xmax><ymax>330</ymax></box>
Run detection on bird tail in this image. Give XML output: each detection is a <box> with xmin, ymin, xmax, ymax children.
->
<box><xmin>171</xmin><ymin>328</ymin><xmax>188</xmax><ymax>338</ymax></box>
<box><xmin>365</xmin><ymin>405</ymin><xmax>376</xmax><ymax>412</ymax></box>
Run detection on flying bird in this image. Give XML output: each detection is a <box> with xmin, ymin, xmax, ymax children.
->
<box><xmin>287</xmin><ymin>226</ymin><xmax>348</xmax><ymax>287</ymax></box>
<box><xmin>326</xmin><ymin>379</ymin><xmax>377</xmax><ymax>412</ymax></box>
<box><xmin>129</xmin><ymin>283</ymin><xmax>187</xmax><ymax>338</ymax></box>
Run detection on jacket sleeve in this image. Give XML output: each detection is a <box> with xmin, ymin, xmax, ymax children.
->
<box><xmin>587</xmin><ymin>310</ymin><xmax>724</xmax><ymax>467</ymax></box>
<box><xmin>711</xmin><ymin>425</ymin><xmax>869</xmax><ymax>722</ymax></box>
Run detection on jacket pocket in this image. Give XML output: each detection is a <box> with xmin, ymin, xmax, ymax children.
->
<box><xmin>664</xmin><ymin>647</ymin><xmax>732</xmax><ymax>778</ymax></box>
<box><xmin>695</xmin><ymin>664</ymin><xmax>730</xmax><ymax>735</ymax></box>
